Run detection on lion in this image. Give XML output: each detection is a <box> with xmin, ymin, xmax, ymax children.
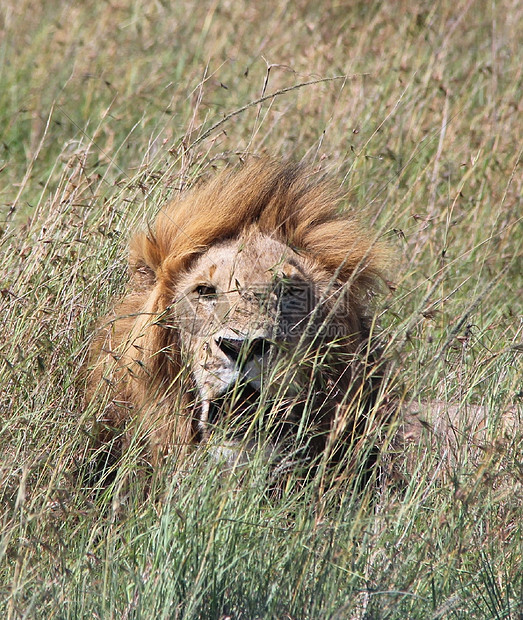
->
<box><xmin>87</xmin><ymin>159</ymin><xmax>391</xmax><ymax>477</ymax></box>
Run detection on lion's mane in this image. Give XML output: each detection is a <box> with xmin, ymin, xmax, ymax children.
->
<box><xmin>88</xmin><ymin>159</ymin><xmax>389</xmax><ymax>466</ymax></box>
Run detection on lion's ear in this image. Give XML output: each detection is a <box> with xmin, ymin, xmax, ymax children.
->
<box><xmin>129</xmin><ymin>231</ymin><xmax>162</xmax><ymax>288</ymax></box>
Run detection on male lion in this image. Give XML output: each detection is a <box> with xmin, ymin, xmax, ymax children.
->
<box><xmin>88</xmin><ymin>159</ymin><xmax>391</xmax><ymax>474</ymax></box>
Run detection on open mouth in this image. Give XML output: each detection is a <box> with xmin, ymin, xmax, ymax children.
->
<box><xmin>204</xmin><ymin>381</ymin><xmax>306</xmax><ymax>446</ymax></box>
<box><xmin>200</xmin><ymin>383</ymin><xmax>320</xmax><ymax>473</ymax></box>
<box><xmin>207</xmin><ymin>382</ymin><xmax>263</xmax><ymax>441</ymax></box>
<box><xmin>203</xmin><ymin>382</ymin><xmax>291</xmax><ymax>469</ymax></box>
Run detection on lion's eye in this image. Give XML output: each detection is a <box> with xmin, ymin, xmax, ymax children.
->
<box><xmin>195</xmin><ymin>284</ymin><xmax>217</xmax><ymax>299</ymax></box>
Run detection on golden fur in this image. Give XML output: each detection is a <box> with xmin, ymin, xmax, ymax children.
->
<box><xmin>88</xmin><ymin>159</ymin><xmax>389</xmax><ymax>469</ymax></box>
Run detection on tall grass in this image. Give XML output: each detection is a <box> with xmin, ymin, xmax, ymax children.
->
<box><xmin>1</xmin><ymin>1</ymin><xmax>521</xmax><ymax>618</ymax></box>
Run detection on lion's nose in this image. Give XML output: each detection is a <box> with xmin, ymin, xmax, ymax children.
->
<box><xmin>216</xmin><ymin>336</ymin><xmax>270</xmax><ymax>363</ymax></box>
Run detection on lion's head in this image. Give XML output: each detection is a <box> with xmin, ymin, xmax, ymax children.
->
<box><xmin>88</xmin><ymin>160</ymin><xmax>389</xmax><ymax>471</ymax></box>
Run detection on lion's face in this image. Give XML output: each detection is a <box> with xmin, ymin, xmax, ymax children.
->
<box><xmin>172</xmin><ymin>230</ymin><xmax>345</xmax><ymax>463</ymax></box>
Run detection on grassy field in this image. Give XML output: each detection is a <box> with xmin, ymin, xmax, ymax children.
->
<box><xmin>1</xmin><ymin>0</ymin><xmax>522</xmax><ymax>618</ymax></box>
